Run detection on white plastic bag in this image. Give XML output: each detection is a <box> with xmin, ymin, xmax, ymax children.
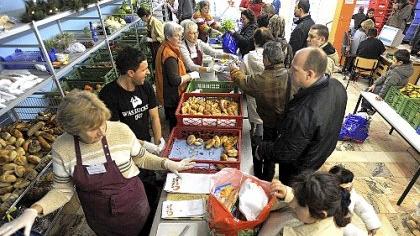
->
<box><xmin>238</xmin><ymin>179</ymin><xmax>268</xmax><ymax>221</ymax></box>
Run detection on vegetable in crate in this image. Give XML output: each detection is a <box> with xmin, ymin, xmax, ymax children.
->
<box><xmin>400</xmin><ymin>84</ymin><xmax>420</xmax><ymax>98</ymax></box>
<box><xmin>221</xmin><ymin>19</ymin><xmax>236</xmax><ymax>32</ymax></box>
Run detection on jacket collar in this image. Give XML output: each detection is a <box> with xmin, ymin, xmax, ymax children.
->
<box><xmin>296</xmin><ymin>14</ymin><xmax>312</xmax><ymax>24</ymax></box>
<box><xmin>294</xmin><ymin>74</ymin><xmax>329</xmax><ymax>100</ymax></box>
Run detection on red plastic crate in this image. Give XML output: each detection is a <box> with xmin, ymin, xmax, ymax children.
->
<box><xmin>175</xmin><ymin>93</ymin><xmax>243</xmax><ymax>129</ymax></box>
<box><xmin>162</xmin><ymin>126</ymin><xmax>242</xmax><ymax>173</ymax></box>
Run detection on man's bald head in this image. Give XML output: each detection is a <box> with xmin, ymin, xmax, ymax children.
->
<box><xmin>291</xmin><ymin>47</ymin><xmax>328</xmax><ymax>88</ymax></box>
<box><xmin>297</xmin><ymin>47</ymin><xmax>328</xmax><ymax>76</ymax></box>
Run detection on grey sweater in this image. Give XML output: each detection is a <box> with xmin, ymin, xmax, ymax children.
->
<box><xmin>374</xmin><ymin>63</ymin><xmax>414</xmax><ymax>98</ymax></box>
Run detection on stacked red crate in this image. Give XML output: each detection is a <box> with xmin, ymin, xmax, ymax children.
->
<box><xmin>369</xmin><ymin>0</ymin><xmax>393</xmax><ymax>31</ymax></box>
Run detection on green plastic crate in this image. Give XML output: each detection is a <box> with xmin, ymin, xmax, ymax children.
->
<box><xmin>410</xmin><ymin>113</ymin><xmax>420</xmax><ymax>130</ymax></box>
<box><xmin>384</xmin><ymin>86</ymin><xmax>400</xmax><ymax>109</ymax></box>
<box><xmin>66</xmin><ymin>66</ymin><xmax>117</xmax><ymax>83</ymax></box>
<box><xmin>186</xmin><ymin>80</ymin><xmax>237</xmax><ymax>93</ymax></box>
<box><xmin>75</xmin><ymin>65</ymin><xmax>115</xmax><ymax>81</ymax></box>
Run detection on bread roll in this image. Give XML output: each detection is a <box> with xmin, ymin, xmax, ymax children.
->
<box><xmin>27</xmin><ymin>155</ymin><xmax>41</xmax><ymax>165</ymax></box>
<box><xmin>13</xmin><ymin>155</ymin><xmax>27</xmax><ymax>166</ymax></box>
<box><xmin>0</xmin><ymin>174</ymin><xmax>17</xmax><ymax>183</ymax></box>
<box><xmin>12</xmin><ymin>129</ymin><xmax>23</xmax><ymax>139</ymax></box>
<box><xmin>2</xmin><ymin>163</ymin><xmax>17</xmax><ymax>171</ymax></box>
<box><xmin>15</xmin><ymin>147</ymin><xmax>25</xmax><ymax>156</ymax></box>
<box><xmin>6</xmin><ymin>136</ymin><xmax>16</xmax><ymax>145</ymax></box>
<box><xmin>187</xmin><ymin>135</ymin><xmax>196</xmax><ymax>145</ymax></box>
<box><xmin>14</xmin><ymin>179</ymin><xmax>30</xmax><ymax>189</ymax></box>
<box><xmin>205</xmin><ymin>139</ymin><xmax>215</xmax><ymax>149</ymax></box>
<box><xmin>14</xmin><ymin>166</ymin><xmax>25</xmax><ymax>177</ymax></box>
<box><xmin>0</xmin><ymin>187</ymin><xmax>13</xmax><ymax>196</ymax></box>
<box><xmin>8</xmin><ymin>150</ymin><xmax>17</xmax><ymax>162</ymax></box>
<box><xmin>0</xmin><ymin>182</ymin><xmax>11</xmax><ymax>188</ymax></box>
<box><xmin>15</xmin><ymin>137</ymin><xmax>25</xmax><ymax>147</ymax></box>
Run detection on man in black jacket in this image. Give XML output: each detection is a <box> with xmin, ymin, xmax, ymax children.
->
<box><xmin>356</xmin><ymin>28</ymin><xmax>386</xmax><ymax>60</ymax></box>
<box><xmin>289</xmin><ymin>0</ymin><xmax>315</xmax><ymax>54</ymax></box>
<box><xmin>255</xmin><ymin>47</ymin><xmax>348</xmax><ymax>184</ymax></box>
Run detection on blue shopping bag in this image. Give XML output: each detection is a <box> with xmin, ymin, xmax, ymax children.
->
<box><xmin>339</xmin><ymin>113</ymin><xmax>370</xmax><ymax>143</ymax></box>
<box><xmin>222</xmin><ymin>32</ymin><xmax>238</xmax><ymax>55</ymax></box>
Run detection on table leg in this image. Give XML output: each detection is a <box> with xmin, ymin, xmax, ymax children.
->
<box><xmin>353</xmin><ymin>94</ymin><xmax>363</xmax><ymax>114</ymax></box>
<box><xmin>389</xmin><ymin>127</ymin><xmax>394</xmax><ymax>135</ymax></box>
<box><xmin>397</xmin><ymin>166</ymin><xmax>420</xmax><ymax>205</ymax></box>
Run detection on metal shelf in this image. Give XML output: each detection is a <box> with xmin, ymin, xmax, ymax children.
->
<box><xmin>0</xmin><ymin>77</ymin><xmax>53</xmax><ymax>117</ymax></box>
<box><xmin>55</xmin><ymin>18</ymin><xmax>140</xmax><ymax>79</ymax></box>
<box><xmin>0</xmin><ymin>0</ymin><xmax>120</xmax><ymax>41</ymax></box>
<box><xmin>0</xmin><ymin>1</ymin><xmax>139</xmax><ymax>117</ymax></box>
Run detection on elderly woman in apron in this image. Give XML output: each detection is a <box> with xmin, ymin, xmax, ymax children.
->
<box><xmin>0</xmin><ymin>90</ymin><xmax>194</xmax><ymax>236</ymax></box>
<box><xmin>179</xmin><ymin>20</ymin><xmax>237</xmax><ymax>75</ymax></box>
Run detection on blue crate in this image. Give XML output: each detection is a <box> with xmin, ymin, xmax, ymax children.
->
<box><xmin>0</xmin><ymin>49</ymin><xmax>45</xmax><ymax>69</ymax></box>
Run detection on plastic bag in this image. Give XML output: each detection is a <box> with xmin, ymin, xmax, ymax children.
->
<box><xmin>208</xmin><ymin>168</ymin><xmax>275</xmax><ymax>236</ymax></box>
<box><xmin>222</xmin><ymin>32</ymin><xmax>238</xmax><ymax>55</ymax></box>
<box><xmin>239</xmin><ymin>179</ymin><xmax>268</xmax><ymax>221</ymax></box>
<box><xmin>338</xmin><ymin>113</ymin><xmax>370</xmax><ymax>143</ymax></box>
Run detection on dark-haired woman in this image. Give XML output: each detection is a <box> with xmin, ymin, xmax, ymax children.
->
<box><xmin>329</xmin><ymin>165</ymin><xmax>381</xmax><ymax>236</ymax></box>
<box><xmin>260</xmin><ymin>171</ymin><xmax>351</xmax><ymax>235</ymax></box>
<box><xmin>230</xmin><ymin>9</ymin><xmax>258</xmax><ymax>56</ymax></box>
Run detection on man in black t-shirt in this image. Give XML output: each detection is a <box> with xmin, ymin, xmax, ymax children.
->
<box><xmin>99</xmin><ymin>46</ymin><xmax>165</xmax><ymax>235</ymax></box>
<box><xmin>99</xmin><ymin>47</ymin><xmax>163</xmax><ymax>149</ymax></box>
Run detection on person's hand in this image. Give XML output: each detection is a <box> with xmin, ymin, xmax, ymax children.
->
<box><xmin>270</xmin><ymin>179</ymin><xmax>287</xmax><ymax>199</ymax></box>
<box><xmin>181</xmin><ymin>74</ymin><xmax>192</xmax><ymax>84</ymax></box>
<box><xmin>157</xmin><ymin>138</ymin><xmax>166</xmax><ymax>153</ymax></box>
<box><xmin>375</xmin><ymin>96</ymin><xmax>383</xmax><ymax>101</ymax></box>
<box><xmin>393</xmin><ymin>3</ymin><xmax>399</xmax><ymax>9</ymax></box>
<box><xmin>230</xmin><ymin>67</ymin><xmax>245</xmax><ymax>81</ymax></box>
<box><xmin>164</xmin><ymin>158</ymin><xmax>196</xmax><ymax>174</ymax></box>
<box><xmin>205</xmin><ymin>67</ymin><xmax>215</xmax><ymax>73</ymax></box>
<box><xmin>0</xmin><ymin>208</ymin><xmax>38</xmax><ymax>236</ymax></box>
<box><xmin>367</xmin><ymin>84</ymin><xmax>376</xmax><ymax>92</ymax></box>
<box><xmin>142</xmin><ymin>140</ymin><xmax>160</xmax><ymax>154</ymax></box>
<box><xmin>188</xmin><ymin>71</ymin><xmax>200</xmax><ymax>79</ymax></box>
<box><xmin>368</xmin><ymin>228</ymin><xmax>379</xmax><ymax>236</ymax></box>
<box><xmin>146</xmin><ymin>37</ymin><xmax>153</xmax><ymax>42</ymax></box>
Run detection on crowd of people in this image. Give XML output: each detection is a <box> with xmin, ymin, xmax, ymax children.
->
<box><xmin>1</xmin><ymin>0</ymin><xmax>418</xmax><ymax>235</ymax></box>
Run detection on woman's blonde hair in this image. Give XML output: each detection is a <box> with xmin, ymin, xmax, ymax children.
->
<box><xmin>56</xmin><ymin>90</ymin><xmax>111</xmax><ymax>135</ymax></box>
<box><xmin>361</xmin><ymin>19</ymin><xmax>374</xmax><ymax>31</ymax></box>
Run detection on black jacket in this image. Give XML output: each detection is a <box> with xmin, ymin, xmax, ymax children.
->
<box><xmin>258</xmin><ymin>76</ymin><xmax>347</xmax><ymax>177</ymax></box>
<box><xmin>163</xmin><ymin>57</ymin><xmax>182</xmax><ymax>108</ymax></box>
<box><xmin>233</xmin><ymin>22</ymin><xmax>258</xmax><ymax>56</ymax></box>
<box><xmin>289</xmin><ymin>15</ymin><xmax>315</xmax><ymax>54</ymax></box>
<box><xmin>356</xmin><ymin>37</ymin><xmax>386</xmax><ymax>59</ymax></box>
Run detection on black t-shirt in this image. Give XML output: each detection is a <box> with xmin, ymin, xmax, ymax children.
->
<box><xmin>99</xmin><ymin>80</ymin><xmax>157</xmax><ymax>141</ymax></box>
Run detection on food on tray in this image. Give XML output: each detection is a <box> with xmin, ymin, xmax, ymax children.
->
<box><xmin>0</xmin><ymin>112</ymin><xmax>61</xmax><ymax>207</ymax></box>
<box><xmin>181</xmin><ymin>97</ymin><xmax>239</xmax><ymax>116</ymax></box>
<box><xmin>185</xmin><ymin>135</ymin><xmax>239</xmax><ymax>161</ymax></box>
